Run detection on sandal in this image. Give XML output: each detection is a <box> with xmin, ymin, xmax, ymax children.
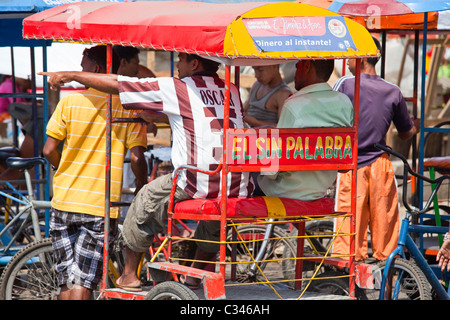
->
<box><xmin>116</xmin><ymin>277</ymin><xmax>142</xmax><ymax>292</ymax></box>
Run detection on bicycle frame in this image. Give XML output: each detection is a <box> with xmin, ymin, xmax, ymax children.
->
<box><xmin>375</xmin><ymin>143</ymin><xmax>450</xmax><ymax>300</ymax></box>
<box><xmin>0</xmin><ymin>161</ymin><xmax>51</xmax><ymax>255</ymax></box>
<box><xmin>379</xmin><ymin>212</ymin><xmax>450</xmax><ymax>300</ymax></box>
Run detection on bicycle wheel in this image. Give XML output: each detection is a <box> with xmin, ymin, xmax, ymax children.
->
<box><xmin>10</xmin><ymin>211</ymin><xmax>47</xmax><ymax>245</ymax></box>
<box><xmin>304</xmin><ymin>219</ymin><xmax>334</xmax><ymax>251</ymax></box>
<box><xmin>0</xmin><ymin>238</ymin><xmax>57</xmax><ymax>300</ymax></box>
<box><xmin>364</xmin><ymin>258</ymin><xmax>432</xmax><ymax>300</ymax></box>
<box><xmin>226</xmin><ymin>224</ymin><xmax>296</xmax><ymax>284</ymax></box>
<box><xmin>144</xmin><ymin>281</ymin><xmax>198</xmax><ymax>300</ymax></box>
<box><xmin>305</xmin><ymin>270</ymin><xmax>368</xmax><ymax>299</ymax></box>
<box><xmin>306</xmin><ymin>271</ymin><xmax>350</xmax><ymax>296</ymax></box>
<box><xmin>281</xmin><ymin>227</ymin><xmax>333</xmax><ymax>289</ymax></box>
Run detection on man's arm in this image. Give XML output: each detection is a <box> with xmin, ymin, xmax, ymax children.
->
<box><xmin>398</xmin><ymin>118</ymin><xmax>420</xmax><ymax>141</ymax></box>
<box><xmin>138</xmin><ymin>110</ymin><xmax>169</xmax><ymax>124</ymax></box>
<box><xmin>43</xmin><ymin>136</ymin><xmax>62</xmax><ymax>169</ymax></box>
<box><xmin>275</xmin><ymin>87</ymin><xmax>292</xmax><ymax>119</ymax></box>
<box><xmin>38</xmin><ymin>71</ymin><xmax>119</xmax><ymax>94</ymax></box>
<box><xmin>129</xmin><ymin>146</ymin><xmax>148</xmax><ymax>194</ymax></box>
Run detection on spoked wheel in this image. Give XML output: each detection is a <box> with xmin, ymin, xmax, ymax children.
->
<box><xmin>0</xmin><ymin>238</ymin><xmax>57</xmax><ymax>300</ymax></box>
<box><xmin>226</xmin><ymin>224</ymin><xmax>296</xmax><ymax>284</ymax></box>
<box><xmin>281</xmin><ymin>221</ymin><xmax>334</xmax><ymax>289</ymax></box>
<box><xmin>144</xmin><ymin>281</ymin><xmax>199</xmax><ymax>300</ymax></box>
<box><xmin>8</xmin><ymin>211</ymin><xmax>47</xmax><ymax>245</ymax></box>
<box><xmin>304</xmin><ymin>219</ymin><xmax>335</xmax><ymax>251</ymax></box>
<box><xmin>305</xmin><ymin>271</ymin><xmax>368</xmax><ymax>300</ymax></box>
<box><xmin>306</xmin><ymin>271</ymin><xmax>351</xmax><ymax>296</ymax></box>
<box><xmin>365</xmin><ymin>258</ymin><xmax>433</xmax><ymax>300</ymax></box>
<box><xmin>305</xmin><ymin>258</ymin><xmax>433</xmax><ymax>300</ymax></box>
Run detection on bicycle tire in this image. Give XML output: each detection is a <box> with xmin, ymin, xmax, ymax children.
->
<box><xmin>304</xmin><ymin>219</ymin><xmax>335</xmax><ymax>250</ymax></box>
<box><xmin>305</xmin><ymin>270</ymin><xmax>367</xmax><ymax>299</ymax></box>
<box><xmin>281</xmin><ymin>224</ymin><xmax>334</xmax><ymax>289</ymax></box>
<box><xmin>144</xmin><ymin>281</ymin><xmax>199</xmax><ymax>300</ymax></box>
<box><xmin>0</xmin><ymin>238</ymin><xmax>58</xmax><ymax>300</ymax></box>
<box><xmin>306</xmin><ymin>271</ymin><xmax>351</xmax><ymax>296</ymax></box>
<box><xmin>365</xmin><ymin>258</ymin><xmax>433</xmax><ymax>300</ymax></box>
<box><xmin>226</xmin><ymin>224</ymin><xmax>296</xmax><ymax>284</ymax></box>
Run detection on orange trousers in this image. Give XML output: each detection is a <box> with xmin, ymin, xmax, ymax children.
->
<box><xmin>333</xmin><ymin>154</ymin><xmax>399</xmax><ymax>261</ymax></box>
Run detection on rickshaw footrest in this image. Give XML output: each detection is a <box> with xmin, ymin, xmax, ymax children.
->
<box><xmin>148</xmin><ymin>262</ymin><xmax>226</xmax><ymax>300</ymax></box>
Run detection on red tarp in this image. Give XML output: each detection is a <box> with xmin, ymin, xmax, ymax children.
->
<box><xmin>23</xmin><ymin>1</ymin><xmax>262</xmax><ymax>55</ymax></box>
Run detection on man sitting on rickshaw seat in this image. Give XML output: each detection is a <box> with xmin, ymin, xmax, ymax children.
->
<box><xmin>257</xmin><ymin>59</ymin><xmax>354</xmax><ymax>201</ymax></box>
<box><xmin>41</xmin><ymin>52</ymin><xmax>254</xmax><ymax>291</ymax></box>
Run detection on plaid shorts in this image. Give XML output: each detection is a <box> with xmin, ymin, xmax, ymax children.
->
<box><xmin>50</xmin><ymin>209</ymin><xmax>105</xmax><ymax>290</ymax></box>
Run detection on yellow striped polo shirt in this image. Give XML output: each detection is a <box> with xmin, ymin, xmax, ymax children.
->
<box><xmin>46</xmin><ymin>88</ymin><xmax>147</xmax><ymax>218</ymax></box>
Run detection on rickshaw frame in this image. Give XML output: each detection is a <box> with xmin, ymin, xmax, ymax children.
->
<box><xmin>23</xmin><ymin>1</ymin><xmax>378</xmax><ymax>300</ymax></box>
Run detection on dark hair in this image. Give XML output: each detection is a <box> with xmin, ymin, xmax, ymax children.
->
<box><xmin>83</xmin><ymin>45</ymin><xmax>120</xmax><ymax>73</ymax></box>
<box><xmin>186</xmin><ymin>54</ymin><xmax>220</xmax><ymax>74</ymax></box>
<box><xmin>313</xmin><ymin>59</ymin><xmax>335</xmax><ymax>81</ymax></box>
<box><xmin>113</xmin><ymin>45</ymin><xmax>140</xmax><ymax>62</ymax></box>
<box><xmin>367</xmin><ymin>36</ymin><xmax>381</xmax><ymax>66</ymax></box>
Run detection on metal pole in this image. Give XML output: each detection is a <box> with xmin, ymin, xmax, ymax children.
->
<box><xmin>419</xmin><ymin>13</ymin><xmax>428</xmax><ymax>209</ymax></box>
<box><xmin>380</xmin><ymin>31</ymin><xmax>386</xmax><ymax>79</ymax></box>
<box><xmin>349</xmin><ymin>58</ymin><xmax>361</xmax><ymax>299</ymax></box>
<box><xmin>42</xmin><ymin>42</ymin><xmax>50</xmax><ymax>236</ymax></box>
<box><xmin>102</xmin><ymin>44</ymin><xmax>113</xmax><ymax>293</ymax></box>
<box><xmin>220</xmin><ymin>65</ymin><xmax>231</xmax><ymax>279</ymax></box>
<box><xmin>30</xmin><ymin>47</ymin><xmax>38</xmax><ymax>158</ymax></box>
<box><xmin>411</xmin><ymin>31</ymin><xmax>420</xmax><ymax>208</ymax></box>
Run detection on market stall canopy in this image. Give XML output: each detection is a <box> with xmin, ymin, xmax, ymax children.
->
<box><xmin>297</xmin><ymin>0</ymin><xmax>450</xmax><ymax>30</ymax></box>
<box><xmin>22</xmin><ymin>1</ymin><xmax>378</xmax><ymax>65</ymax></box>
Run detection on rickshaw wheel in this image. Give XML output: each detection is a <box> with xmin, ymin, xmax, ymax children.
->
<box><xmin>305</xmin><ymin>271</ymin><xmax>372</xmax><ymax>300</ymax></box>
<box><xmin>306</xmin><ymin>271</ymin><xmax>351</xmax><ymax>296</ymax></box>
<box><xmin>144</xmin><ymin>281</ymin><xmax>199</xmax><ymax>300</ymax></box>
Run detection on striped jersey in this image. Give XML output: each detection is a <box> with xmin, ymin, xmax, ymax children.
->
<box><xmin>46</xmin><ymin>88</ymin><xmax>147</xmax><ymax>218</ymax></box>
<box><xmin>118</xmin><ymin>74</ymin><xmax>254</xmax><ymax>199</ymax></box>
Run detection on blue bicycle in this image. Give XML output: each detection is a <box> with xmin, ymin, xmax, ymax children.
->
<box><xmin>374</xmin><ymin>143</ymin><xmax>450</xmax><ymax>300</ymax></box>
<box><xmin>0</xmin><ymin>156</ymin><xmax>50</xmax><ymax>265</ymax></box>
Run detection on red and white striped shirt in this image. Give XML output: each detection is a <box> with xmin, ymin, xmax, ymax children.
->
<box><xmin>118</xmin><ymin>74</ymin><xmax>254</xmax><ymax>199</ymax></box>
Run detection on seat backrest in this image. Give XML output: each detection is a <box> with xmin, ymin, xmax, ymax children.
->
<box><xmin>226</xmin><ymin>127</ymin><xmax>357</xmax><ymax>173</ymax></box>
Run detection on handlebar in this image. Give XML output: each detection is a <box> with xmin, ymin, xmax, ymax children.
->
<box><xmin>374</xmin><ymin>143</ymin><xmax>450</xmax><ymax>215</ymax></box>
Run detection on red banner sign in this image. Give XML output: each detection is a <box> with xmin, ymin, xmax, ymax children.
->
<box><xmin>227</xmin><ymin>128</ymin><xmax>355</xmax><ymax>169</ymax></box>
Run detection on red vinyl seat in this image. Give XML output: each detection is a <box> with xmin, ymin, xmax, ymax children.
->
<box><xmin>174</xmin><ymin>196</ymin><xmax>335</xmax><ymax>219</ymax></box>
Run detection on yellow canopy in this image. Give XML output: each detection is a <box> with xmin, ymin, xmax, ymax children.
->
<box><xmin>222</xmin><ymin>2</ymin><xmax>378</xmax><ymax>65</ymax></box>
